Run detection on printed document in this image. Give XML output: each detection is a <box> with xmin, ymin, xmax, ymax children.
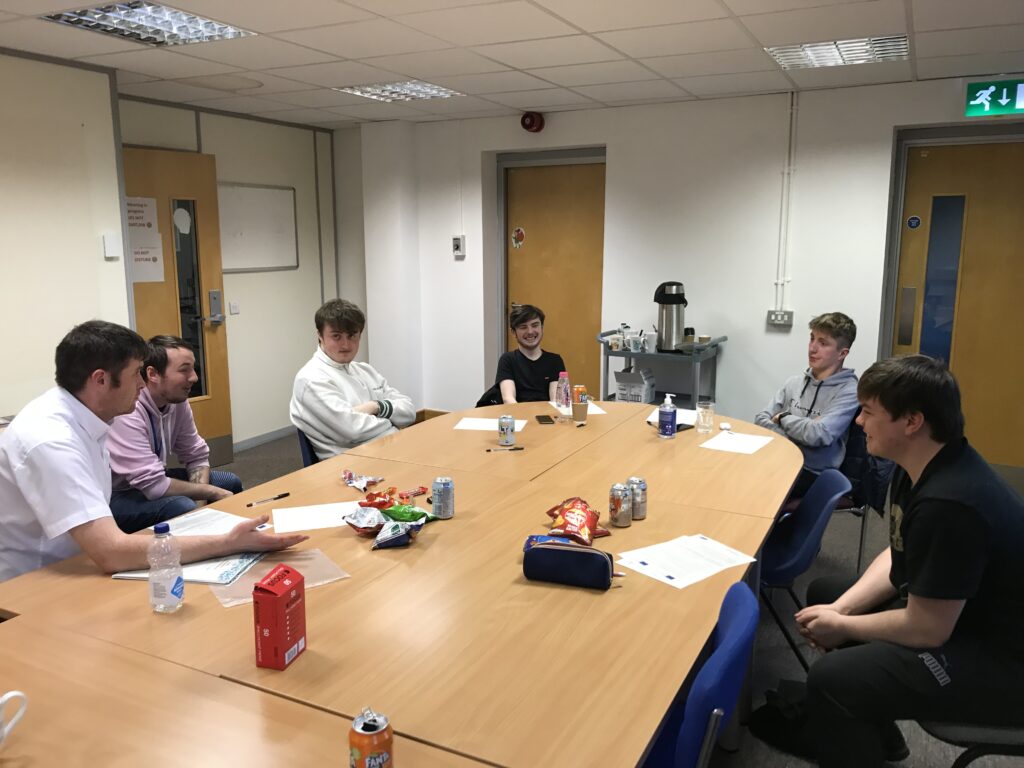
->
<box><xmin>699</xmin><ymin>431</ymin><xmax>773</xmax><ymax>454</ymax></box>
<box><xmin>618</xmin><ymin>534</ymin><xmax>755</xmax><ymax>589</ymax></box>
<box><xmin>454</xmin><ymin>417</ymin><xmax>528</xmax><ymax>431</ymax></box>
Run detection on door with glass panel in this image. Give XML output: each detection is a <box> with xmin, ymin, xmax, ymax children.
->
<box><xmin>123</xmin><ymin>148</ymin><xmax>233</xmax><ymax>464</ymax></box>
<box><xmin>893</xmin><ymin>142</ymin><xmax>1024</xmax><ymax>472</ymax></box>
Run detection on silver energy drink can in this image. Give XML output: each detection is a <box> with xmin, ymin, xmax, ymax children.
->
<box><xmin>431</xmin><ymin>476</ymin><xmax>455</xmax><ymax>519</ymax></box>
<box><xmin>498</xmin><ymin>414</ymin><xmax>515</xmax><ymax>446</ymax></box>
<box><xmin>627</xmin><ymin>476</ymin><xmax>648</xmax><ymax>520</ymax></box>
<box><xmin>609</xmin><ymin>483</ymin><xmax>633</xmax><ymax>527</ymax></box>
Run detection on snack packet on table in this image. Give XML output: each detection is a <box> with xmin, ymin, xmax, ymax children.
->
<box><xmin>344</xmin><ymin>506</ymin><xmax>387</xmax><ymax>535</ymax></box>
<box><xmin>342</xmin><ymin>469</ymin><xmax>384</xmax><ymax>492</ymax></box>
<box><xmin>372</xmin><ymin>520</ymin><xmax>416</xmax><ymax>550</ymax></box>
<box><xmin>545</xmin><ymin>497</ymin><xmax>611</xmax><ymax>544</ymax></box>
<box><xmin>360</xmin><ymin>487</ymin><xmax>399</xmax><ymax>509</ymax></box>
<box><xmin>381</xmin><ymin>504</ymin><xmax>436</xmax><ymax>524</ymax></box>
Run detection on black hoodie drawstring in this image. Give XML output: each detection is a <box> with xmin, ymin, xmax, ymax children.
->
<box><xmin>796</xmin><ymin>377</ymin><xmax>823</xmax><ymax>417</ymax></box>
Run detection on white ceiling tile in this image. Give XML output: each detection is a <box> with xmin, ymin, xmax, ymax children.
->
<box><xmin>328</xmin><ymin>101</ymin><xmax>430</xmax><ymax>119</ymax></box>
<box><xmin>311</xmin><ymin>119</ymin><xmax>363</xmax><ymax>128</ymax></box>
<box><xmin>740</xmin><ymin>0</ymin><xmax>906</xmax><ymax>47</ymax></box>
<box><xmin>483</xmin><ymin>87</ymin><xmax>597</xmax><ymax>108</ymax></box>
<box><xmin>0</xmin><ymin>18</ymin><xmax>145</xmax><ymax>58</ymax></box>
<box><xmin>473</xmin><ymin>35</ymin><xmax>621</xmax><ymax>69</ymax></box>
<box><xmin>912</xmin><ymin>0</ymin><xmax>1024</xmax><ymax>32</ymax></box>
<box><xmin>265</xmin><ymin>61</ymin><xmax>403</xmax><ymax>87</ymax></box>
<box><xmin>251</xmin><ymin>107</ymin><xmax>345</xmax><ymax>123</ymax></box>
<box><xmin>360</xmin><ymin>49</ymin><xmax>509</xmax><ymax>79</ymax></box>
<box><xmin>572</xmin><ymin>79</ymin><xmax>690</xmax><ymax>102</ymax></box>
<box><xmin>347</xmin><ymin>0</ymin><xmax>496</xmax><ymax>12</ymax></box>
<box><xmin>0</xmin><ymin>2</ymin><xmax>82</xmax><ymax>13</ymax></box>
<box><xmin>118</xmin><ymin>79</ymin><xmax>228</xmax><ymax>102</ymax></box>
<box><xmin>179</xmin><ymin>36</ymin><xmax>335</xmax><ymax>69</ymax></box>
<box><xmin>79</xmin><ymin>49</ymin><xmax>242</xmax><ymax>79</ymax></box>
<box><xmin>276</xmin><ymin>18</ymin><xmax>450</xmax><ymax>59</ymax></box>
<box><xmin>398</xmin><ymin>94</ymin><xmax>498</xmax><ymax>113</ymax></box>
<box><xmin>116</xmin><ymin>70</ymin><xmax>158</xmax><ymax>85</ymax></box>
<box><xmin>177</xmin><ymin>72</ymin><xmax>284</xmax><ymax>92</ymax></box>
<box><xmin>602</xmin><ymin>94</ymin><xmax>697</xmax><ymax>106</ymax></box>
<box><xmin>528</xmin><ymin>60</ymin><xmax>658</xmax><ymax>86</ymax></box>
<box><xmin>208</xmin><ymin>71</ymin><xmax>319</xmax><ymax>94</ymax></box>
<box><xmin>673</xmin><ymin>70</ymin><xmax>793</xmax><ymax>96</ymax></box>
<box><xmin>431</xmin><ymin>70</ymin><xmax>553</xmax><ymax>94</ymax></box>
<box><xmin>786</xmin><ymin>59</ymin><xmax>912</xmax><ymax>88</ymax></box>
<box><xmin>186</xmin><ymin>94</ymin><xmax>298</xmax><ymax>113</ymax></box>
<box><xmin>915</xmin><ymin>25</ymin><xmax>1024</xmax><ymax>58</ymax></box>
<box><xmin>723</xmin><ymin>0</ymin><xmax>862</xmax><ymax>14</ymax></box>
<box><xmin>164</xmin><ymin>0</ymin><xmax>373</xmax><ymax>34</ymax></box>
<box><xmin>398</xmin><ymin>1</ymin><xmax>577</xmax><ymax>46</ymax></box>
<box><xmin>597</xmin><ymin>19</ymin><xmax>753</xmax><ymax>58</ymax></box>
<box><xmin>443</xmin><ymin>106</ymin><xmax>521</xmax><ymax>118</ymax></box>
<box><xmin>265</xmin><ymin>88</ymin><xmax>372</xmax><ymax>108</ymax></box>
<box><xmin>643</xmin><ymin>48</ymin><xmax>778</xmax><ymax>78</ymax></box>
<box><xmin>916</xmin><ymin>51</ymin><xmax>1024</xmax><ymax>79</ymax></box>
<box><xmin>532</xmin><ymin>0</ymin><xmax>726</xmax><ymax>32</ymax></box>
<box><xmin>0</xmin><ymin>12</ymin><xmax>17</xmax><ymax>22</ymax></box>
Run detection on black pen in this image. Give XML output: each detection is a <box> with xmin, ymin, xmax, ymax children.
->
<box><xmin>577</xmin><ymin>423</ymin><xmax>586</xmax><ymax>428</ymax></box>
<box><xmin>486</xmin><ymin>446</ymin><xmax>524</xmax><ymax>452</ymax></box>
<box><xmin>246</xmin><ymin>492</ymin><xmax>290</xmax><ymax>507</ymax></box>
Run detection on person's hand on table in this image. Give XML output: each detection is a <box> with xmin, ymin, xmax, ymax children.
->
<box><xmin>227</xmin><ymin>515</ymin><xmax>308</xmax><ymax>552</ymax></box>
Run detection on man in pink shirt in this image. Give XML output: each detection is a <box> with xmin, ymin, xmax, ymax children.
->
<box><xmin>108</xmin><ymin>336</ymin><xmax>242</xmax><ymax>533</ymax></box>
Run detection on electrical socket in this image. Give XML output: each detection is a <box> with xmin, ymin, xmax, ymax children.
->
<box><xmin>452</xmin><ymin>235</ymin><xmax>466</xmax><ymax>260</ymax></box>
<box><xmin>767</xmin><ymin>309</ymin><xmax>794</xmax><ymax>327</ymax></box>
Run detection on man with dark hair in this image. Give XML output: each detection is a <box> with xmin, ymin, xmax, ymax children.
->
<box><xmin>107</xmin><ymin>335</ymin><xmax>243</xmax><ymax>533</ymax></box>
<box><xmin>755</xmin><ymin>312</ymin><xmax>860</xmax><ymax>497</ymax></box>
<box><xmin>795</xmin><ymin>355</ymin><xmax>1024</xmax><ymax>768</ymax></box>
<box><xmin>0</xmin><ymin>321</ymin><xmax>305</xmax><ymax>582</ymax></box>
<box><xmin>290</xmin><ymin>299</ymin><xmax>414</xmax><ymax>459</ymax></box>
<box><xmin>494</xmin><ymin>304</ymin><xmax>566</xmax><ymax>404</ymax></box>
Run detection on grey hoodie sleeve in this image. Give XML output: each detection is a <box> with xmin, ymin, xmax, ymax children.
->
<box><xmin>754</xmin><ymin>386</ymin><xmax>789</xmax><ymax>436</ymax></box>
<box><xmin>779</xmin><ymin>377</ymin><xmax>859</xmax><ymax>448</ymax></box>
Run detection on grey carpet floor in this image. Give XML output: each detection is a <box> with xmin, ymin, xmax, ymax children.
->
<box><xmin>220</xmin><ymin>436</ymin><xmax>1024</xmax><ymax>768</ymax></box>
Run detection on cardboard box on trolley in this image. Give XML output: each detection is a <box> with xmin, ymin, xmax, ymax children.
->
<box><xmin>253</xmin><ymin>563</ymin><xmax>306</xmax><ymax>670</ymax></box>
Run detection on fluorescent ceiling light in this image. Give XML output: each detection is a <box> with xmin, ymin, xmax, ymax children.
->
<box><xmin>43</xmin><ymin>2</ymin><xmax>254</xmax><ymax>47</ymax></box>
<box><xmin>334</xmin><ymin>81</ymin><xmax>463</xmax><ymax>103</ymax></box>
<box><xmin>766</xmin><ymin>35</ymin><xmax>909</xmax><ymax>69</ymax></box>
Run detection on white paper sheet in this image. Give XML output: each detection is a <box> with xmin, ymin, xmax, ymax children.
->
<box><xmin>159</xmin><ymin>507</ymin><xmax>257</xmax><ymax>537</ymax></box>
<box><xmin>548</xmin><ymin>401</ymin><xmax>607</xmax><ymax>415</ymax></box>
<box><xmin>454</xmin><ymin>417</ymin><xmax>528</xmax><ymax>431</ymax></box>
<box><xmin>646</xmin><ymin>407</ymin><xmax>698</xmax><ymax>426</ymax></box>
<box><xmin>113</xmin><ymin>552</ymin><xmax>264</xmax><ymax>585</ymax></box>
<box><xmin>272</xmin><ymin>501</ymin><xmax>363</xmax><ymax>534</ymax></box>
<box><xmin>617</xmin><ymin>534</ymin><xmax>755</xmax><ymax>589</ymax></box>
<box><xmin>698</xmin><ymin>431</ymin><xmax>773</xmax><ymax>454</ymax></box>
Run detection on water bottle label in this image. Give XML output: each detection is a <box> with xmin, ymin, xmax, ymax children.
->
<box><xmin>659</xmin><ymin>410</ymin><xmax>677</xmax><ymax>437</ymax></box>
<box><xmin>171</xmin><ymin>576</ymin><xmax>184</xmax><ymax>600</ymax></box>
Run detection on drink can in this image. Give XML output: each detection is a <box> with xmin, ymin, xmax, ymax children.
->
<box><xmin>609</xmin><ymin>483</ymin><xmax>633</xmax><ymax>527</ymax></box>
<box><xmin>627</xmin><ymin>476</ymin><xmax>648</xmax><ymax>520</ymax></box>
<box><xmin>498</xmin><ymin>414</ymin><xmax>515</xmax><ymax>446</ymax></box>
<box><xmin>573</xmin><ymin>384</ymin><xmax>588</xmax><ymax>404</ymax></box>
<box><xmin>350</xmin><ymin>707</ymin><xmax>393</xmax><ymax>768</ymax></box>
<box><xmin>431</xmin><ymin>476</ymin><xmax>455</xmax><ymax>519</ymax></box>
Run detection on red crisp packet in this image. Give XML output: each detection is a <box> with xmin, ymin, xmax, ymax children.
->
<box><xmin>549</xmin><ymin>499</ymin><xmax>600</xmax><ymax>546</ymax></box>
<box><xmin>360</xmin><ymin>487</ymin><xmax>398</xmax><ymax>509</ymax></box>
<box><xmin>545</xmin><ymin>496</ymin><xmax>588</xmax><ymax>518</ymax></box>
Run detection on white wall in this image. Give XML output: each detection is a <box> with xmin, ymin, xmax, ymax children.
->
<box><xmin>360</xmin><ymin>76</ymin><xmax>987</xmax><ymax>419</ymax></box>
<box><xmin>333</xmin><ymin>127</ymin><xmax>368</xmax><ymax>363</ymax></box>
<box><xmin>0</xmin><ymin>53</ymin><xmax>128</xmax><ymax>414</ymax></box>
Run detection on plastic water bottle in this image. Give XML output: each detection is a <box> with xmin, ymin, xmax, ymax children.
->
<box><xmin>658</xmin><ymin>393</ymin><xmax>677</xmax><ymax>439</ymax></box>
<box><xmin>556</xmin><ymin>371</ymin><xmax>571</xmax><ymax>420</ymax></box>
<box><xmin>148</xmin><ymin>522</ymin><xmax>184</xmax><ymax>613</ymax></box>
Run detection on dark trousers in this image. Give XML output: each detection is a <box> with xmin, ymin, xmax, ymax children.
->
<box><xmin>109</xmin><ymin>468</ymin><xmax>243</xmax><ymax>533</ymax></box>
<box><xmin>804</xmin><ymin>576</ymin><xmax>1024</xmax><ymax>768</ymax></box>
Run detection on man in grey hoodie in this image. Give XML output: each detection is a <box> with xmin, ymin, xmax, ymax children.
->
<box><xmin>755</xmin><ymin>312</ymin><xmax>859</xmax><ymax>498</ymax></box>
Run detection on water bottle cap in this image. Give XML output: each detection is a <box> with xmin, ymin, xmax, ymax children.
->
<box><xmin>154</xmin><ymin>522</ymin><xmax>170</xmax><ymax>534</ymax></box>
<box><xmin>558</xmin><ymin>371</ymin><xmax>568</xmax><ymax>377</ymax></box>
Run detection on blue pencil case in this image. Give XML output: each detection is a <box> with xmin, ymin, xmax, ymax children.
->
<box><xmin>522</xmin><ymin>539</ymin><xmax>614</xmax><ymax>591</ymax></box>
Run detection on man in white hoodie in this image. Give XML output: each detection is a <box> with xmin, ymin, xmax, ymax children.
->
<box><xmin>755</xmin><ymin>312</ymin><xmax>859</xmax><ymax>498</ymax></box>
<box><xmin>290</xmin><ymin>300</ymin><xmax>415</xmax><ymax>460</ymax></box>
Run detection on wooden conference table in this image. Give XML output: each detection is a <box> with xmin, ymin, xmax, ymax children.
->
<box><xmin>0</xmin><ymin>401</ymin><xmax>801</xmax><ymax>767</ymax></box>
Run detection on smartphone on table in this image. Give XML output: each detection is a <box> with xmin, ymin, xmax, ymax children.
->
<box><xmin>535</xmin><ymin>414</ymin><xmax>555</xmax><ymax>425</ymax></box>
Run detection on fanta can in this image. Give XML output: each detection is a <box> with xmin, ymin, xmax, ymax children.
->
<box><xmin>350</xmin><ymin>707</ymin><xmax>393</xmax><ymax>768</ymax></box>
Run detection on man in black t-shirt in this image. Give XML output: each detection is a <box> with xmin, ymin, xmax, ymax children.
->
<box><xmin>494</xmin><ymin>304</ymin><xmax>565</xmax><ymax>403</ymax></box>
<box><xmin>794</xmin><ymin>355</ymin><xmax>1024</xmax><ymax>768</ymax></box>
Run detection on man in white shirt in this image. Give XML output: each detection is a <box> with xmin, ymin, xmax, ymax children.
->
<box><xmin>290</xmin><ymin>299</ymin><xmax>415</xmax><ymax>460</ymax></box>
<box><xmin>0</xmin><ymin>320</ymin><xmax>306</xmax><ymax>582</ymax></box>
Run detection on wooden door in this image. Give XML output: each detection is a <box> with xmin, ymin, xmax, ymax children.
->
<box><xmin>123</xmin><ymin>148</ymin><xmax>233</xmax><ymax>464</ymax></box>
<box><xmin>505</xmin><ymin>163</ymin><xmax>605</xmax><ymax>396</ymax></box>
<box><xmin>894</xmin><ymin>142</ymin><xmax>1024</xmax><ymax>469</ymax></box>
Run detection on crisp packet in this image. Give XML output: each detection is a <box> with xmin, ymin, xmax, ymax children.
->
<box><xmin>344</xmin><ymin>506</ymin><xmax>387</xmax><ymax>535</ymax></box>
<box><xmin>373</xmin><ymin>520</ymin><xmax>415</xmax><ymax>549</ymax></box>
<box><xmin>360</xmin><ymin>487</ymin><xmax>399</xmax><ymax>509</ymax></box>
<box><xmin>523</xmin><ymin>534</ymin><xmax>573</xmax><ymax>552</ymax></box>
<box><xmin>546</xmin><ymin>497</ymin><xmax>611</xmax><ymax>540</ymax></box>
<box><xmin>381</xmin><ymin>504</ymin><xmax>436</xmax><ymax>524</ymax></box>
<box><xmin>343</xmin><ymin>470</ymin><xmax>384</xmax><ymax>492</ymax></box>
<box><xmin>550</xmin><ymin>503</ymin><xmax>599</xmax><ymax>546</ymax></box>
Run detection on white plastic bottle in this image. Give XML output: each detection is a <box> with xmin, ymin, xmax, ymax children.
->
<box><xmin>658</xmin><ymin>393</ymin><xmax>677</xmax><ymax>439</ymax></box>
<box><xmin>557</xmin><ymin>371</ymin><xmax>571</xmax><ymax>406</ymax></box>
<box><xmin>148</xmin><ymin>522</ymin><xmax>184</xmax><ymax>613</ymax></box>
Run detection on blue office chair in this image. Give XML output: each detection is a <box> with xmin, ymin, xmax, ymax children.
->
<box><xmin>760</xmin><ymin>468</ymin><xmax>851</xmax><ymax>671</ymax></box>
<box><xmin>919</xmin><ymin>721</ymin><xmax>1024</xmax><ymax>768</ymax></box>
<box><xmin>296</xmin><ymin>429</ymin><xmax>320</xmax><ymax>468</ymax></box>
<box><xmin>644</xmin><ymin>582</ymin><xmax>760</xmax><ymax>768</ymax></box>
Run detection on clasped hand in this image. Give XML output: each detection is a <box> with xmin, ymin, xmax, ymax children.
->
<box><xmin>794</xmin><ymin>603</ymin><xmax>849</xmax><ymax>651</ymax></box>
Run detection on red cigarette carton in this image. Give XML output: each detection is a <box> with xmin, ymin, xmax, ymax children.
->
<box><xmin>253</xmin><ymin>564</ymin><xmax>306</xmax><ymax>670</ymax></box>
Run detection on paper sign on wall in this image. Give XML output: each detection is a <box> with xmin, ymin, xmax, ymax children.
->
<box><xmin>126</xmin><ymin>197</ymin><xmax>164</xmax><ymax>283</ymax></box>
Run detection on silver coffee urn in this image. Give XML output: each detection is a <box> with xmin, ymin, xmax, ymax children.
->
<box><xmin>654</xmin><ymin>281</ymin><xmax>688</xmax><ymax>351</ymax></box>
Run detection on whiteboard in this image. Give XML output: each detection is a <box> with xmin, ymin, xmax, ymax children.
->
<box><xmin>218</xmin><ymin>183</ymin><xmax>298</xmax><ymax>272</ymax></box>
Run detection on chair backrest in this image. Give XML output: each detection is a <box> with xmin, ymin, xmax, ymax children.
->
<box><xmin>761</xmin><ymin>468</ymin><xmax>852</xmax><ymax>587</ymax></box>
<box><xmin>675</xmin><ymin>582</ymin><xmax>760</xmax><ymax>768</ymax></box>
<box><xmin>838</xmin><ymin>411</ymin><xmax>896</xmax><ymax>512</ymax></box>
<box><xmin>296</xmin><ymin>429</ymin><xmax>320</xmax><ymax>468</ymax></box>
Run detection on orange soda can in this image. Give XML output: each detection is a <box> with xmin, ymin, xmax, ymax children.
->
<box><xmin>350</xmin><ymin>707</ymin><xmax>393</xmax><ymax>768</ymax></box>
<box><xmin>573</xmin><ymin>384</ymin><xmax>588</xmax><ymax>404</ymax></box>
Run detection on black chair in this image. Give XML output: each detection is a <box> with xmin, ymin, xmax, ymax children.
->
<box><xmin>296</xmin><ymin>428</ymin><xmax>320</xmax><ymax>468</ymax></box>
<box><xmin>760</xmin><ymin>469</ymin><xmax>852</xmax><ymax>671</ymax></box>
<box><xmin>475</xmin><ymin>384</ymin><xmax>502</xmax><ymax>407</ymax></box>
<box><xmin>918</xmin><ymin>721</ymin><xmax>1024</xmax><ymax>768</ymax></box>
<box><xmin>836</xmin><ymin>413</ymin><xmax>895</xmax><ymax>571</ymax></box>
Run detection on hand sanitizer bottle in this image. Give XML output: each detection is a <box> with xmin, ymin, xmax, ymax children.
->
<box><xmin>658</xmin><ymin>393</ymin><xmax>677</xmax><ymax>440</ymax></box>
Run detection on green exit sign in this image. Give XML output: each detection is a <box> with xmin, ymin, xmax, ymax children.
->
<box><xmin>964</xmin><ymin>79</ymin><xmax>1024</xmax><ymax>117</ymax></box>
